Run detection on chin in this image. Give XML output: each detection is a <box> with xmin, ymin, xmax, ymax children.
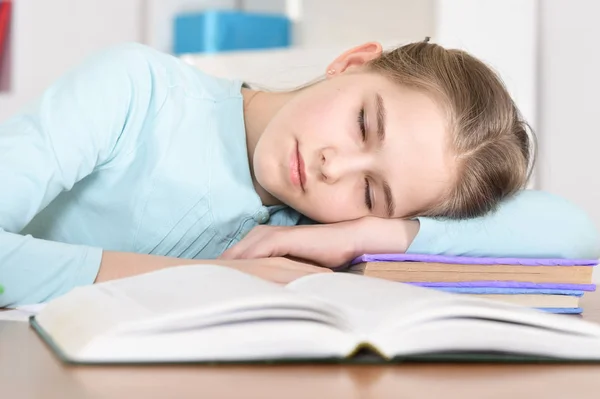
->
<box><xmin>253</xmin><ymin>157</ymin><xmax>275</xmax><ymax>187</ymax></box>
<box><xmin>254</xmin><ymin>172</ymin><xmax>283</xmax><ymax>204</ymax></box>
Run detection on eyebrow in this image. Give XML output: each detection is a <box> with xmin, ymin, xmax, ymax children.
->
<box><xmin>376</xmin><ymin>93</ymin><xmax>387</xmax><ymax>143</ymax></box>
<box><xmin>382</xmin><ymin>180</ymin><xmax>395</xmax><ymax>218</ymax></box>
<box><xmin>375</xmin><ymin>93</ymin><xmax>395</xmax><ymax>218</ymax></box>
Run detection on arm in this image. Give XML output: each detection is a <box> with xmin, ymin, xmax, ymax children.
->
<box><xmin>0</xmin><ymin>43</ymin><xmax>169</xmax><ymax>307</ymax></box>
<box><xmin>353</xmin><ymin>190</ymin><xmax>600</xmax><ymax>259</ymax></box>
<box><xmin>220</xmin><ymin>218</ymin><xmax>420</xmax><ymax>268</ymax></box>
<box><xmin>357</xmin><ymin>190</ymin><xmax>600</xmax><ymax>260</ymax></box>
<box><xmin>221</xmin><ymin>190</ymin><xmax>600</xmax><ymax>267</ymax></box>
<box><xmin>0</xmin><ymin>43</ymin><xmax>328</xmax><ymax>307</ymax></box>
<box><xmin>97</xmin><ymin>251</ymin><xmax>330</xmax><ymax>284</ymax></box>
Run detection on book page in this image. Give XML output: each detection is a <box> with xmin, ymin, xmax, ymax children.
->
<box><xmin>98</xmin><ymin>264</ymin><xmax>349</xmax><ymax>332</ymax></box>
<box><xmin>103</xmin><ymin>264</ymin><xmax>297</xmax><ymax>313</ymax></box>
<box><xmin>379</xmin><ymin>316</ymin><xmax>600</xmax><ymax>361</ymax></box>
<box><xmin>286</xmin><ymin>272</ymin><xmax>453</xmax><ymax>334</ymax></box>
<box><xmin>36</xmin><ymin>264</ymin><xmax>347</xmax><ymax>357</ymax></box>
<box><xmin>84</xmin><ymin>319</ymin><xmax>357</xmax><ymax>363</ymax></box>
<box><xmin>287</xmin><ymin>272</ymin><xmax>600</xmax><ymax>358</ymax></box>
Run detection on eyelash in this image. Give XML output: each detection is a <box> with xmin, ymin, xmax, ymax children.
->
<box><xmin>358</xmin><ymin>108</ymin><xmax>372</xmax><ymax>211</ymax></box>
<box><xmin>358</xmin><ymin>108</ymin><xmax>367</xmax><ymax>141</ymax></box>
<box><xmin>364</xmin><ymin>178</ymin><xmax>373</xmax><ymax>211</ymax></box>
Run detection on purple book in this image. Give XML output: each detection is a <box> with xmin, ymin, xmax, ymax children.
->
<box><xmin>408</xmin><ymin>281</ymin><xmax>596</xmax><ymax>291</ymax></box>
<box><xmin>350</xmin><ymin>253</ymin><xmax>598</xmax><ymax>291</ymax></box>
<box><xmin>352</xmin><ymin>253</ymin><xmax>599</xmax><ymax>266</ymax></box>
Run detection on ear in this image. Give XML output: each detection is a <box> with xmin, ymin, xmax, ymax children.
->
<box><xmin>326</xmin><ymin>42</ymin><xmax>383</xmax><ymax>77</ymax></box>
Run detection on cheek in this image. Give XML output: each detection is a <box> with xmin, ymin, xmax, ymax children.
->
<box><xmin>289</xmin><ymin>89</ymin><xmax>352</xmax><ymax>141</ymax></box>
<box><xmin>304</xmin><ymin>184</ymin><xmax>363</xmax><ymax>223</ymax></box>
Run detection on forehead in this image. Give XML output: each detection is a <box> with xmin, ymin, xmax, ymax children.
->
<box><xmin>371</xmin><ymin>75</ymin><xmax>455</xmax><ymax>216</ymax></box>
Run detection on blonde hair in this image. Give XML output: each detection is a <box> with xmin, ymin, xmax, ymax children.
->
<box><xmin>366</xmin><ymin>40</ymin><xmax>535</xmax><ymax>219</ymax></box>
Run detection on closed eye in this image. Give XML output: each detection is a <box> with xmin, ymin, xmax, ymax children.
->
<box><xmin>364</xmin><ymin>178</ymin><xmax>373</xmax><ymax>210</ymax></box>
<box><xmin>358</xmin><ymin>108</ymin><xmax>367</xmax><ymax>141</ymax></box>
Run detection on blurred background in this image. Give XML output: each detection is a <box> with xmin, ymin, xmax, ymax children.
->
<box><xmin>0</xmin><ymin>0</ymin><xmax>597</xmax><ymax>239</ymax></box>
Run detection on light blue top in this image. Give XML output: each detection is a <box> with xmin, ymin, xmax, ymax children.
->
<box><xmin>0</xmin><ymin>43</ymin><xmax>598</xmax><ymax>307</ymax></box>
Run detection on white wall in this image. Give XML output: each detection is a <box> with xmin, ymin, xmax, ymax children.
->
<box><xmin>539</xmin><ymin>0</ymin><xmax>600</xmax><ymax>282</ymax></box>
<box><xmin>297</xmin><ymin>0</ymin><xmax>433</xmax><ymax>47</ymax></box>
<box><xmin>0</xmin><ymin>0</ymin><xmax>143</xmax><ymax>121</ymax></box>
<box><xmin>538</xmin><ymin>0</ymin><xmax>600</xmax><ymax>234</ymax></box>
<box><xmin>434</xmin><ymin>0</ymin><xmax>538</xmax><ymax>128</ymax></box>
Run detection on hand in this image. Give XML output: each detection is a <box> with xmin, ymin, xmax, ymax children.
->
<box><xmin>220</xmin><ymin>223</ymin><xmax>357</xmax><ymax>269</ymax></box>
<box><xmin>221</xmin><ymin>257</ymin><xmax>332</xmax><ymax>284</ymax></box>
<box><xmin>219</xmin><ymin>217</ymin><xmax>420</xmax><ymax>269</ymax></box>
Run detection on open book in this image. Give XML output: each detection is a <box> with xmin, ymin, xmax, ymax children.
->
<box><xmin>31</xmin><ymin>265</ymin><xmax>600</xmax><ymax>364</ymax></box>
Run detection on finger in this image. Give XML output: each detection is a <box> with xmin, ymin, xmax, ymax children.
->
<box><xmin>231</xmin><ymin>232</ymin><xmax>284</xmax><ymax>260</ymax></box>
<box><xmin>219</xmin><ymin>245</ymin><xmax>241</xmax><ymax>260</ymax></box>
<box><xmin>223</xmin><ymin>237</ymin><xmax>268</xmax><ymax>260</ymax></box>
<box><xmin>242</xmin><ymin>228</ymin><xmax>303</xmax><ymax>260</ymax></box>
<box><xmin>219</xmin><ymin>244</ymin><xmax>240</xmax><ymax>259</ymax></box>
<box><xmin>219</xmin><ymin>230</ymin><xmax>263</xmax><ymax>259</ymax></box>
<box><xmin>222</xmin><ymin>226</ymin><xmax>298</xmax><ymax>260</ymax></box>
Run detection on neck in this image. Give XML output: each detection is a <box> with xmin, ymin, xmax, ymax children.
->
<box><xmin>242</xmin><ymin>87</ymin><xmax>295</xmax><ymax>206</ymax></box>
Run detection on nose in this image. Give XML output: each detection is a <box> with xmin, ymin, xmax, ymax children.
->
<box><xmin>319</xmin><ymin>147</ymin><xmax>370</xmax><ymax>183</ymax></box>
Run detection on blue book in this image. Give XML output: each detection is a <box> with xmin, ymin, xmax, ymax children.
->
<box><xmin>174</xmin><ymin>10</ymin><xmax>291</xmax><ymax>55</ymax></box>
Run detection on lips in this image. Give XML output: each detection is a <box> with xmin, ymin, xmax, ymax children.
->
<box><xmin>290</xmin><ymin>140</ymin><xmax>307</xmax><ymax>191</ymax></box>
<box><xmin>297</xmin><ymin>144</ymin><xmax>307</xmax><ymax>189</ymax></box>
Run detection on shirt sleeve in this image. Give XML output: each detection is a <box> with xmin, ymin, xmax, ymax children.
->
<box><xmin>407</xmin><ymin>190</ymin><xmax>600</xmax><ymax>259</ymax></box>
<box><xmin>0</xmin><ymin>43</ymin><xmax>167</xmax><ymax>307</ymax></box>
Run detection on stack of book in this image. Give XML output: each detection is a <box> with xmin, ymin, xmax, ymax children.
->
<box><xmin>349</xmin><ymin>253</ymin><xmax>597</xmax><ymax>314</ymax></box>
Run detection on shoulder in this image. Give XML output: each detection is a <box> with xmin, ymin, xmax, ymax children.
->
<box><xmin>79</xmin><ymin>42</ymin><xmax>167</xmax><ymax>79</ymax></box>
<box><xmin>84</xmin><ymin>43</ymin><xmax>241</xmax><ymax>102</ymax></box>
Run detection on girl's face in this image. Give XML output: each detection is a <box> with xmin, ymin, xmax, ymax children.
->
<box><xmin>252</xmin><ymin>49</ymin><xmax>455</xmax><ymax>223</ymax></box>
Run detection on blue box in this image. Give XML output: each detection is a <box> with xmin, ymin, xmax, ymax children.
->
<box><xmin>174</xmin><ymin>10</ymin><xmax>291</xmax><ymax>55</ymax></box>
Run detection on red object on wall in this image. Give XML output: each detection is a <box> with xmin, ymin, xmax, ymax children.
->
<box><xmin>0</xmin><ymin>0</ymin><xmax>12</xmax><ymax>91</ymax></box>
<box><xmin>0</xmin><ymin>1</ymin><xmax>11</xmax><ymax>59</ymax></box>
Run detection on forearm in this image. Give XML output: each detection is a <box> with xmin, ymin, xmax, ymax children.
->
<box><xmin>0</xmin><ymin>231</ymin><xmax>102</xmax><ymax>307</ymax></box>
<box><xmin>354</xmin><ymin>217</ymin><xmax>420</xmax><ymax>256</ymax></box>
<box><xmin>219</xmin><ymin>216</ymin><xmax>420</xmax><ymax>269</ymax></box>
<box><xmin>97</xmin><ymin>251</ymin><xmax>329</xmax><ymax>285</ymax></box>
<box><xmin>96</xmin><ymin>251</ymin><xmax>232</xmax><ymax>283</ymax></box>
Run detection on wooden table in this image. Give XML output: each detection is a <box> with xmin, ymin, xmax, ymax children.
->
<box><xmin>3</xmin><ymin>292</ymin><xmax>600</xmax><ymax>399</ymax></box>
